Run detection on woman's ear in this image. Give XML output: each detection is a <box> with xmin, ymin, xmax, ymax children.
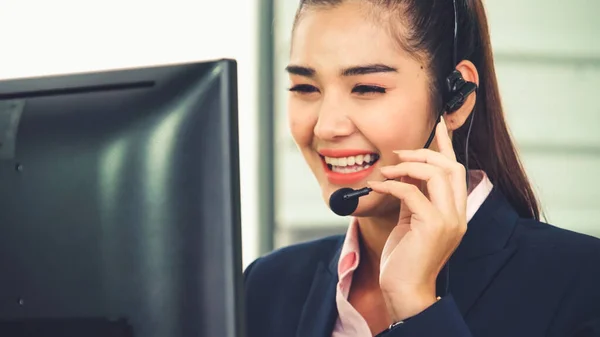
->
<box><xmin>444</xmin><ymin>60</ymin><xmax>479</xmax><ymax>131</ymax></box>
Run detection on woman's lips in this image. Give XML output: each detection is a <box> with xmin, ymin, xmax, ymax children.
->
<box><xmin>318</xmin><ymin>149</ymin><xmax>380</xmax><ymax>185</ymax></box>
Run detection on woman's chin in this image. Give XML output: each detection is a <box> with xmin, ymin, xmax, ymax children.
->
<box><xmin>351</xmin><ymin>194</ymin><xmax>398</xmax><ymax>217</ymax></box>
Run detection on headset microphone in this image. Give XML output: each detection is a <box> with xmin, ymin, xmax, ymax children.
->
<box><xmin>328</xmin><ymin>70</ymin><xmax>477</xmax><ymax>217</ymax></box>
<box><xmin>329</xmin><ymin>188</ymin><xmax>362</xmax><ymax>216</ymax></box>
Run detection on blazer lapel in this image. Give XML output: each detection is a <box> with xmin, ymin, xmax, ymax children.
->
<box><xmin>449</xmin><ymin>188</ymin><xmax>520</xmax><ymax>316</ymax></box>
<box><xmin>295</xmin><ymin>242</ymin><xmax>342</xmax><ymax>337</ymax></box>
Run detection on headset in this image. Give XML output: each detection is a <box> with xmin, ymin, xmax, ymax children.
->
<box><xmin>329</xmin><ymin>0</ymin><xmax>478</xmax><ymax>216</ymax></box>
<box><xmin>423</xmin><ymin>0</ymin><xmax>478</xmax><ymax>152</ymax></box>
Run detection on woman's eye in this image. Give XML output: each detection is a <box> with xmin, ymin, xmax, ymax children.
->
<box><xmin>288</xmin><ymin>84</ymin><xmax>320</xmax><ymax>94</ymax></box>
<box><xmin>352</xmin><ymin>85</ymin><xmax>386</xmax><ymax>95</ymax></box>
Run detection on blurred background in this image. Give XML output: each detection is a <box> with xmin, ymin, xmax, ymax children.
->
<box><xmin>1</xmin><ymin>0</ymin><xmax>599</xmax><ymax>270</ymax></box>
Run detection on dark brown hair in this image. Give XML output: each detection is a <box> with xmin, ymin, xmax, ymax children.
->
<box><xmin>293</xmin><ymin>0</ymin><xmax>540</xmax><ymax>220</ymax></box>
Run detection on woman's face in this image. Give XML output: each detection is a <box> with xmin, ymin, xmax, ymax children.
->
<box><xmin>287</xmin><ymin>2</ymin><xmax>435</xmax><ymax>217</ymax></box>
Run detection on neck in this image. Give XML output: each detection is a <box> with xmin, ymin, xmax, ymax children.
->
<box><xmin>353</xmin><ymin>212</ymin><xmax>400</xmax><ymax>288</ymax></box>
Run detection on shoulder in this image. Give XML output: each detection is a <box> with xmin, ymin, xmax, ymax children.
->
<box><xmin>514</xmin><ymin>217</ymin><xmax>600</xmax><ymax>262</ymax></box>
<box><xmin>243</xmin><ymin>234</ymin><xmax>343</xmax><ymax>288</ymax></box>
<box><xmin>511</xmin><ymin>218</ymin><xmax>600</xmax><ymax>333</ymax></box>
<box><xmin>511</xmin><ymin>217</ymin><xmax>600</xmax><ymax>281</ymax></box>
<box><xmin>512</xmin><ymin>217</ymin><xmax>600</xmax><ymax>304</ymax></box>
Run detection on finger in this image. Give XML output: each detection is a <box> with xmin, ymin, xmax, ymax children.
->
<box><xmin>367</xmin><ymin>180</ymin><xmax>442</xmax><ymax>223</ymax></box>
<box><xmin>393</xmin><ymin>149</ymin><xmax>467</xmax><ymax>214</ymax></box>
<box><xmin>437</xmin><ymin>118</ymin><xmax>456</xmax><ymax>161</ymax></box>
<box><xmin>379</xmin><ymin>162</ymin><xmax>456</xmax><ymax>219</ymax></box>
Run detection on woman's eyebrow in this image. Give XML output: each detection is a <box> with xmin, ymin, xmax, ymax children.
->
<box><xmin>285</xmin><ymin>63</ymin><xmax>397</xmax><ymax>78</ymax></box>
<box><xmin>285</xmin><ymin>65</ymin><xmax>315</xmax><ymax>78</ymax></box>
<box><xmin>340</xmin><ymin>64</ymin><xmax>398</xmax><ymax>76</ymax></box>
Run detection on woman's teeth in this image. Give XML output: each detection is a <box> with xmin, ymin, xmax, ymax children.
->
<box><xmin>324</xmin><ymin>154</ymin><xmax>379</xmax><ymax>173</ymax></box>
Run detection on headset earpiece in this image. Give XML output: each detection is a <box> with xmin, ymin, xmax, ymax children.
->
<box><xmin>444</xmin><ymin>69</ymin><xmax>477</xmax><ymax>113</ymax></box>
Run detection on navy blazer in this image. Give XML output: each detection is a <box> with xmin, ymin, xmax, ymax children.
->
<box><xmin>243</xmin><ymin>188</ymin><xmax>600</xmax><ymax>337</ymax></box>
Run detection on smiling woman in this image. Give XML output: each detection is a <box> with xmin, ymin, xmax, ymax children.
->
<box><xmin>243</xmin><ymin>1</ymin><xmax>600</xmax><ymax>337</ymax></box>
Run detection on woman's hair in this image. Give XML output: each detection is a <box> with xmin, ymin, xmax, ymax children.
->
<box><xmin>292</xmin><ymin>0</ymin><xmax>540</xmax><ymax>220</ymax></box>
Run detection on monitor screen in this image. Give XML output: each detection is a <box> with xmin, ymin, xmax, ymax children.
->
<box><xmin>0</xmin><ymin>59</ymin><xmax>244</xmax><ymax>337</ymax></box>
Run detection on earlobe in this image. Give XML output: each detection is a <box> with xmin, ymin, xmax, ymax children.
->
<box><xmin>444</xmin><ymin>91</ymin><xmax>476</xmax><ymax>131</ymax></box>
<box><xmin>444</xmin><ymin>112</ymin><xmax>471</xmax><ymax>131</ymax></box>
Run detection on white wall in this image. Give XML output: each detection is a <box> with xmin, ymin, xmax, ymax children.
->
<box><xmin>486</xmin><ymin>0</ymin><xmax>600</xmax><ymax>236</ymax></box>
<box><xmin>0</xmin><ymin>0</ymin><xmax>262</xmax><ymax>268</ymax></box>
<box><xmin>273</xmin><ymin>0</ymin><xmax>600</xmax><ymax>243</ymax></box>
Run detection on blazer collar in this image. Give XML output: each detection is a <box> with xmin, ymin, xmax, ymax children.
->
<box><xmin>449</xmin><ymin>187</ymin><xmax>520</xmax><ymax>315</ymax></box>
<box><xmin>296</xmin><ymin>237</ymin><xmax>343</xmax><ymax>337</ymax></box>
<box><xmin>452</xmin><ymin>186</ymin><xmax>519</xmax><ymax>261</ymax></box>
<box><xmin>329</xmin><ymin>239</ymin><xmax>343</xmax><ymax>275</ymax></box>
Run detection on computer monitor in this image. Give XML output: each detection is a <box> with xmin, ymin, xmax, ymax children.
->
<box><xmin>0</xmin><ymin>59</ymin><xmax>244</xmax><ymax>337</ymax></box>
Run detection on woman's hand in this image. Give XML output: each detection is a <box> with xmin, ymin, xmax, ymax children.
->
<box><xmin>367</xmin><ymin>117</ymin><xmax>468</xmax><ymax>322</ymax></box>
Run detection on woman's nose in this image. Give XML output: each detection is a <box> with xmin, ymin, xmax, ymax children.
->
<box><xmin>313</xmin><ymin>98</ymin><xmax>355</xmax><ymax>141</ymax></box>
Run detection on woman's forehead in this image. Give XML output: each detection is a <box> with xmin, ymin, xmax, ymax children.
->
<box><xmin>290</xmin><ymin>5</ymin><xmax>409</xmax><ymax>72</ymax></box>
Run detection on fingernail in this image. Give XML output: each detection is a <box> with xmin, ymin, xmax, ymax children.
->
<box><xmin>393</xmin><ymin>150</ymin><xmax>406</xmax><ymax>154</ymax></box>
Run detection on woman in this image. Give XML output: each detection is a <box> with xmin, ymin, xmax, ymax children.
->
<box><xmin>244</xmin><ymin>0</ymin><xmax>600</xmax><ymax>336</ymax></box>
